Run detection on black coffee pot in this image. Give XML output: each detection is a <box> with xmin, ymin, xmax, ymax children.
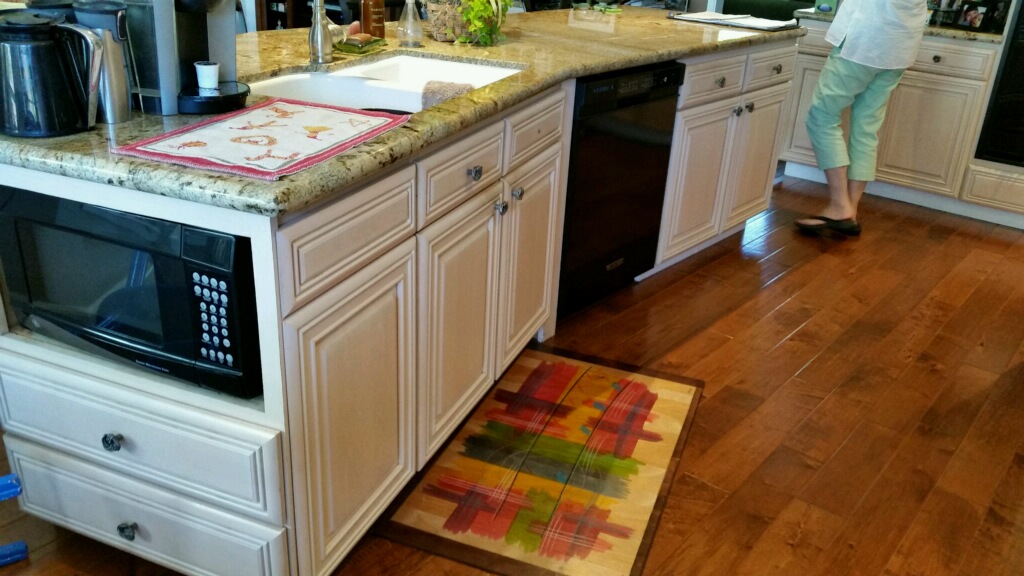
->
<box><xmin>0</xmin><ymin>11</ymin><xmax>103</xmax><ymax>138</ymax></box>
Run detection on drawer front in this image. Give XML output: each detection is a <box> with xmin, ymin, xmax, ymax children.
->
<box><xmin>681</xmin><ymin>54</ymin><xmax>746</xmax><ymax>108</ymax></box>
<box><xmin>798</xmin><ymin>26</ymin><xmax>832</xmax><ymax>57</ymax></box>
<box><xmin>744</xmin><ymin>45</ymin><xmax>797</xmax><ymax>92</ymax></box>
<box><xmin>0</xmin><ymin>365</ymin><xmax>284</xmax><ymax>524</ymax></box>
<box><xmin>910</xmin><ymin>40</ymin><xmax>997</xmax><ymax>81</ymax></box>
<box><xmin>418</xmin><ymin>121</ymin><xmax>504</xmax><ymax>228</ymax></box>
<box><xmin>277</xmin><ymin>166</ymin><xmax>416</xmax><ymax>316</ymax></box>
<box><xmin>503</xmin><ymin>89</ymin><xmax>565</xmax><ymax>173</ymax></box>
<box><xmin>7</xmin><ymin>437</ymin><xmax>288</xmax><ymax>576</ymax></box>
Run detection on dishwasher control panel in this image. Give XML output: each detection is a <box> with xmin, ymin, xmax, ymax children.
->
<box><xmin>576</xmin><ymin>61</ymin><xmax>685</xmax><ymax>116</ymax></box>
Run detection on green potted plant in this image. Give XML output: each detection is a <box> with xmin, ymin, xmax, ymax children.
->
<box><xmin>458</xmin><ymin>0</ymin><xmax>512</xmax><ymax>46</ymax></box>
<box><xmin>424</xmin><ymin>0</ymin><xmax>512</xmax><ymax>46</ymax></box>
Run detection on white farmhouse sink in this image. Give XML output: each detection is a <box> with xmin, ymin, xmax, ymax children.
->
<box><xmin>248</xmin><ymin>54</ymin><xmax>521</xmax><ymax>113</ymax></box>
<box><xmin>247</xmin><ymin>73</ymin><xmax>425</xmax><ymax>113</ymax></box>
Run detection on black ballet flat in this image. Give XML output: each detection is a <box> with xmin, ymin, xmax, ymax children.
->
<box><xmin>794</xmin><ymin>215</ymin><xmax>862</xmax><ymax>236</ymax></box>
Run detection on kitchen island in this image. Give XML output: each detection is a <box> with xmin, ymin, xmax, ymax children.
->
<box><xmin>0</xmin><ymin>7</ymin><xmax>800</xmax><ymax>216</ymax></box>
<box><xmin>0</xmin><ymin>7</ymin><xmax>803</xmax><ymax>576</ymax></box>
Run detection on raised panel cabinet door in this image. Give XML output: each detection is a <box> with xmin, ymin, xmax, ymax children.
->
<box><xmin>656</xmin><ymin>96</ymin><xmax>736</xmax><ymax>263</ymax></box>
<box><xmin>495</xmin><ymin>145</ymin><xmax>561</xmax><ymax>376</ymax></box>
<box><xmin>779</xmin><ymin>54</ymin><xmax>824</xmax><ymax>165</ymax></box>
<box><xmin>721</xmin><ymin>82</ymin><xmax>791</xmax><ymax>230</ymax></box>
<box><xmin>875</xmin><ymin>70</ymin><xmax>984</xmax><ymax>197</ymax></box>
<box><xmin>417</xmin><ymin>183</ymin><xmax>502</xmax><ymax>468</ymax></box>
<box><xmin>281</xmin><ymin>238</ymin><xmax>417</xmax><ymax>576</ymax></box>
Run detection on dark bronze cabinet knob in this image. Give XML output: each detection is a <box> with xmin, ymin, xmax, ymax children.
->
<box><xmin>102</xmin><ymin>433</ymin><xmax>124</xmax><ymax>452</ymax></box>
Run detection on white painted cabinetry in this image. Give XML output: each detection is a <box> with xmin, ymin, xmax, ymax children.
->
<box><xmin>780</xmin><ymin>21</ymin><xmax>997</xmax><ymax>198</ymax></box>
<box><xmin>281</xmin><ymin>236</ymin><xmax>417</xmax><ymax>576</ymax></box>
<box><xmin>276</xmin><ymin>85</ymin><xmax>568</xmax><ymax>570</ymax></box>
<box><xmin>417</xmin><ymin>89</ymin><xmax>567</xmax><ymax>467</ymax></box>
<box><xmin>0</xmin><ymin>345</ymin><xmax>287</xmax><ymax>576</ymax></box>
<box><xmin>658</xmin><ymin>43</ymin><xmax>795</xmax><ymax>263</ymax></box>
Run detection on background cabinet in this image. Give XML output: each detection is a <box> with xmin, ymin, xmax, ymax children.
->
<box><xmin>874</xmin><ymin>71</ymin><xmax>984</xmax><ymax>196</ymax></box>
<box><xmin>779</xmin><ymin>21</ymin><xmax>996</xmax><ymax>198</ymax></box>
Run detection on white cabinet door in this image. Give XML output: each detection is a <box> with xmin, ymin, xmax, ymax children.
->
<box><xmin>658</xmin><ymin>96</ymin><xmax>735</xmax><ymax>262</ymax></box>
<box><xmin>779</xmin><ymin>53</ymin><xmax>825</xmax><ymax>166</ymax></box>
<box><xmin>659</xmin><ymin>82</ymin><xmax>791</xmax><ymax>262</ymax></box>
<box><xmin>417</xmin><ymin>184</ymin><xmax>502</xmax><ymax>468</ymax></box>
<box><xmin>282</xmin><ymin>238</ymin><xmax>417</xmax><ymax>576</ymax></box>
<box><xmin>720</xmin><ymin>82</ymin><xmax>791</xmax><ymax>230</ymax></box>
<box><xmin>495</xmin><ymin>145</ymin><xmax>561</xmax><ymax>376</ymax></box>
<box><xmin>876</xmin><ymin>70</ymin><xmax>985</xmax><ymax>197</ymax></box>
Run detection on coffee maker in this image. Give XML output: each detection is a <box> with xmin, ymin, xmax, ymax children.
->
<box><xmin>124</xmin><ymin>0</ymin><xmax>245</xmax><ymax>115</ymax></box>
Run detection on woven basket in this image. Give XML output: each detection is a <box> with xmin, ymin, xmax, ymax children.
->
<box><xmin>425</xmin><ymin>1</ymin><xmax>470</xmax><ymax>42</ymax></box>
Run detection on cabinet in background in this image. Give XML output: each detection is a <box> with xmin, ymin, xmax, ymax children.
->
<box><xmin>658</xmin><ymin>43</ymin><xmax>795</xmax><ymax>263</ymax></box>
<box><xmin>780</xmin><ymin>21</ymin><xmax>997</xmax><ymax>197</ymax></box>
<box><xmin>874</xmin><ymin>70</ymin><xmax>985</xmax><ymax>197</ymax></box>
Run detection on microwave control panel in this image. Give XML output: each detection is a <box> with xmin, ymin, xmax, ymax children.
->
<box><xmin>190</xmin><ymin>271</ymin><xmax>235</xmax><ymax>368</ymax></box>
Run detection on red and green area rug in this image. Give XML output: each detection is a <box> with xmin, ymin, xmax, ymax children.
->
<box><xmin>379</xmin><ymin>348</ymin><xmax>702</xmax><ymax>576</ymax></box>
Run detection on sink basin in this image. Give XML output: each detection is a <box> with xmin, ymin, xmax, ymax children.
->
<box><xmin>248</xmin><ymin>54</ymin><xmax>521</xmax><ymax>113</ymax></box>
<box><xmin>331</xmin><ymin>55</ymin><xmax>519</xmax><ymax>87</ymax></box>
<box><xmin>247</xmin><ymin>73</ymin><xmax>425</xmax><ymax>113</ymax></box>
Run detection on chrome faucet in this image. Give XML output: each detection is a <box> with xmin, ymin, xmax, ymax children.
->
<box><xmin>309</xmin><ymin>0</ymin><xmax>334</xmax><ymax>64</ymax></box>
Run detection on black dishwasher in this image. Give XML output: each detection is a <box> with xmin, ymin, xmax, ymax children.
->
<box><xmin>557</xmin><ymin>61</ymin><xmax>684</xmax><ymax>319</ymax></box>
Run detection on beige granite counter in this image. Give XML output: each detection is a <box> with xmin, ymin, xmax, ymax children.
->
<box><xmin>0</xmin><ymin>7</ymin><xmax>804</xmax><ymax>217</ymax></box>
<box><xmin>796</xmin><ymin>8</ymin><xmax>1006</xmax><ymax>44</ymax></box>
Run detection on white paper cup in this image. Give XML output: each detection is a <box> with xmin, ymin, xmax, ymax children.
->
<box><xmin>195</xmin><ymin>61</ymin><xmax>220</xmax><ymax>90</ymax></box>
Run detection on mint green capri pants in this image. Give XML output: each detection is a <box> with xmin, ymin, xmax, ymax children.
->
<box><xmin>806</xmin><ymin>45</ymin><xmax>904</xmax><ymax>182</ymax></box>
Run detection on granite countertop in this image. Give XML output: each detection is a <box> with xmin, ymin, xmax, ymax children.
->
<box><xmin>0</xmin><ymin>7</ymin><xmax>805</xmax><ymax>217</ymax></box>
<box><xmin>796</xmin><ymin>8</ymin><xmax>1005</xmax><ymax>44</ymax></box>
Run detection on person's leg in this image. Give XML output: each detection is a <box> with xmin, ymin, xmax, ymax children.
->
<box><xmin>847</xmin><ymin>178</ymin><xmax>867</xmax><ymax>220</ymax></box>
<box><xmin>801</xmin><ymin>49</ymin><xmax>878</xmax><ymax>225</ymax></box>
<box><xmin>845</xmin><ymin>67</ymin><xmax>904</xmax><ymax>215</ymax></box>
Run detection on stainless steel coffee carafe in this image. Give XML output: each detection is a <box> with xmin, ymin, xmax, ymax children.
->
<box><xmin>73</xmin><ymin>1</ymin><xmax>131</xmax><ymax>124</ymax></box>
<box><xmin>0</xmin><ymin>11</ymin><xmax>103</xmax><ymax>138</ymax></box>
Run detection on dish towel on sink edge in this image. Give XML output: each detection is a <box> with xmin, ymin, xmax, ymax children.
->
<box><xmin>111</xmin><ymin>98</ymin><xmax>410</xmax><ymax>181</ymax></box>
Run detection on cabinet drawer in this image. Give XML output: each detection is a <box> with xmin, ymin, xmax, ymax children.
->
<box><xmin>797</xmin><ymin>26</ymin><xmax>832</xmax><ymax>57</ymax></box>
<box><xmin>503</xmin><ymin>89</ymin><xmax>565</xmax><ymax>173</ymax></box>
<box><xmin>277</xmin><ymin>165</ymin><xmax>416</xmax><ymax>316</ymax></box>
<box><xmin>6</xmin><ymin>437</ymin><xmax>288</xmax><ymax>576</ymax></box>
<box><xmin>744</xmin><ymin>45</ymin><xmax>797</xmax><ymax>92</ymax></box>
<box><xmin>680</xmin><ymin>54</ymin><xmax>746</xmax><ymax>108</ymax></box>
<box><xmin>0</xmin><ymin>364</ymin><xmax>284</xmax><ymax>524</ymax></box>
<box><xmin>417</xmin><ymin>121</ymin><xmax>504</xmax><ymax>228</ymax></box>
<box><xmin>909</xmin><ymin>40</ymin><xmax>997</xmax><ymax>81</ymax></box>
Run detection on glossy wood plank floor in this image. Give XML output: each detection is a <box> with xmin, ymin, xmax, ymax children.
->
<box><xmin>4</xmin><ymin>176</ymin><xmax>1024</xmax><ymax>575</ymax></box>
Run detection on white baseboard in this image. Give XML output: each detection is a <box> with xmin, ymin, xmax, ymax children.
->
<box><xmin>783</xmin><ymin>162</ymin><xmax>1024</xmax><ymax>230</ymax></box>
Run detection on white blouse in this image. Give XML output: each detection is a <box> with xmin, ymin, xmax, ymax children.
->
<box><xmin>825</xmin><ymin>0</ymin><xmax>929</xmax><ymax>69</ymax></box>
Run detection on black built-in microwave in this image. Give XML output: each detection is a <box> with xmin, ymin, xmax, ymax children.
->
<box><xmin>0</xmin><ymin>186</ymin><xmax>262</xmax><ymax>398</ymax></box>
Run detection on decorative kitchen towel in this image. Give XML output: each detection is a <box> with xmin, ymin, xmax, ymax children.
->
<box><xmin>112</xmin><ymin>98</ymin><xmax>410</xmax><ymax>180</ymax></box>
<box><xmin>378</xmin><ymin>348</ymin><xmax>702</xmax><ymax>576</ymax></box>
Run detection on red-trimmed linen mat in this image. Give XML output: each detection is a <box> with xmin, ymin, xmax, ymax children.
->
<box><xmin>111</xmin><ymin>98</ymin><xmax>410</xmax><ymax>180</ymax></box>
<box><xmin>377</xmin><ymin>348</ymin><xmax>702</xmax><ymax>576</ymax></box>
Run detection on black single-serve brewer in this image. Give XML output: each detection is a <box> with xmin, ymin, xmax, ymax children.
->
<box><xmin>124</xmin><ymin>0</ymin><xmax>248</xmax><ymax>115</ymax></box>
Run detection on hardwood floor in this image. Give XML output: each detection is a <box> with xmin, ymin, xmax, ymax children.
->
<box><xmin>4</xmin><ymin>176</ymin><xmax>1024</xmax><ymax>575</ymax></box>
